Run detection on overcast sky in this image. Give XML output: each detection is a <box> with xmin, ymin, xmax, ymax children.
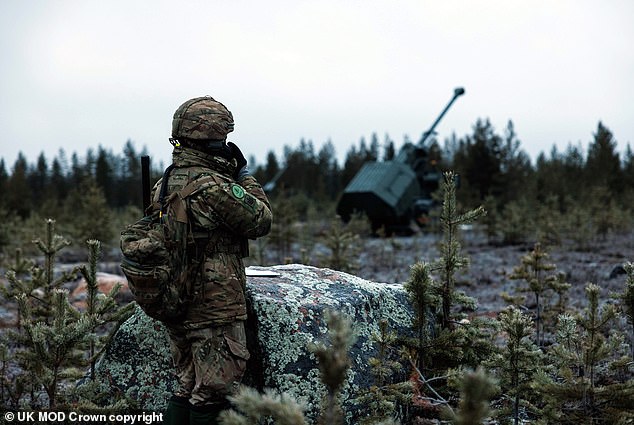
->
<box><xmin>1</xmin><ymin>0</ymin><xmax>633</xmax><ymax>172</ymax></box>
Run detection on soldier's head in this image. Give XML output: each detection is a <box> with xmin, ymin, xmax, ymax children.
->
<box><xmin>170</xmin><ymin>96</ymin><xmax>234</xmax><ymax>155</ymax></box>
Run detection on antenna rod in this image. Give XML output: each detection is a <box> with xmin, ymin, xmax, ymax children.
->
<box><xmin>141</xmin><ymin>155</ymin><xmax>151</xmax><ymax>214</ymax></box>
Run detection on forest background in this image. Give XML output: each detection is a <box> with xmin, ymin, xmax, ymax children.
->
<box><xmin>0</xmin><ymin>117</ymin><xmax>632</xmax><ymax>257</ymax></box>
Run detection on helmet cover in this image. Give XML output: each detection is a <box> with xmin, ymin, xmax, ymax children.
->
<box><xmin>171</xmin><ymin>96</ymin><xmax>234</xmax><ymax>141</ymax></box>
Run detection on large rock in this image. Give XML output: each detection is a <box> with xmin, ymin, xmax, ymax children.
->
<box><xmin>94</xmin><ymin>264</ymin><xmax>414</xmax><ymax>421</ymax></box>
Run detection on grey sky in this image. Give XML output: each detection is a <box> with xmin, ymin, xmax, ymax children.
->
<box><xmin>1</xmin><ymin>0</ymin><xmax>633</xmax><ymax>171</ymax></box>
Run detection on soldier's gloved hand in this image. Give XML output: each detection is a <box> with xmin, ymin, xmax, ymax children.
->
<box><xmin>227</xmin><ymin>142</ymin><xmax>249</xmax><ymax>180</ymax></box>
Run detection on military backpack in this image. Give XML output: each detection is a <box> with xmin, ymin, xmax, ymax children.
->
<box><xmin>120</xmin><ymin>165</ymin><xmax>211</xmax><ymax>323</ymax></box>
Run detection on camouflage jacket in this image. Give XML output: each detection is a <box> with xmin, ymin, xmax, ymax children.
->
<box><xmin>151</xmin><ymin>146</ymin><xmax>272</xmax><ymax>329</ymax></box>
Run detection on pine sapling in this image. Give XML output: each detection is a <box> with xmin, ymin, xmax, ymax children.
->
<box><xmin>429</xmin><ymin>171</ymin><xmax>494</xmax><ymax>372</ymax></box>
<box><xmin>4</xmin><ymin>247</ymin><xmax>34</xmax><ymax>277</ymax></box>
<box><xmin>433</xmin><ymin>171</ymin><xmax>485</xmax><ymax>330</ymax></box>
<box><xmin>1</xmin><ymin>219</ymin><xmax>134</xmax><ymax>410</ymax></box>
<box><xmin>221</xmin><ymin>311</ymin><xmax>356</xmax><ymax>425</ymax></box>
<box><xmin>79</xmin><ymin>239</ymin><xmax>135</xmax><ymax>380</ymax></box>
<box><xmin>618</xmin><ymin>262</ymin><xmax>634</xmax><ymax>361</ymax></box>
<box><xmin>320</xmin><ymin>217</ymin><xmax>360</xmax><ymax>273</ymax></box>
<box><xmin>441</xmin><ymin>368</ymin><xmax>497</xmax><ymax>425</ymax></box>
<box><xmin>578</xmin><ymin>283</ymin><xmax>616</xmax><ymax>390</ymax></box>
<box><xmin>509</xmin><ymin>243</ymin><xmax>559</xmax><ymax>347</ymax></box>
<box><xmin>14</xmin><ymin>289</ymin><xmax>94</xmax><ymax>408</ymax></box>
<box><xmin>403</xmin><ymin>261</ymin><xmax>439</xmax><ymax>371</ymax></box>
<box><xmin>219</xmin><ymin>387</ymin><xmax>307</xmax><ymax>425</ymax></box>
<box><xmin>311</xmin><ymin>311</ymin><xmax>356</xmax><ymax>425</ymax></box>
<box><xmin>400</xmin><ymin>172</ymin><xmax>494</xmax><ymax>421</ymax></box>
<box><xmin>355</xmin><ymin>320</ymin><xmax>412</xmax><ymax>424</ymax></box>
<box><xmin>493</xmin><ymin>306</ymin><xmax>542</xmax><ymax>425</ymax></box>
<box><xmin>4</xmin><ymin>219</ymin><xmax>79</xmax><ymax>322</ymax></box>
<box><xmin>539</xmin><ymin>284</ymin><xmax>632</xmax><ymax>424</ymax></box>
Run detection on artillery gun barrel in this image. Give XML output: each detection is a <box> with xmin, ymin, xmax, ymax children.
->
<box><xmin>418</xmin><ymin>87</ymin><xmax>465</xmax><ymax>147</ymax></box>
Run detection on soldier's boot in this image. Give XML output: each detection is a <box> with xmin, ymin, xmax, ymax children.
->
<box><xmin>189</xmin><ymin>401</ymin><xmax>229</xmax><ymax>425</ymax></box>
<box><xmin>164</xmin><ymin>395</ymin><xmax>191</xmax><ymax>425</ymax></box>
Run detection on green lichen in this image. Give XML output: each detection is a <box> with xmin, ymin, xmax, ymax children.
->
<box><xmin>96</xmin><ymin>265</ymin><xmax>414</xmax><ymax>423</ymax></box>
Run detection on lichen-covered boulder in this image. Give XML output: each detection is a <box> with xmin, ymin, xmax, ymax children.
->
<box><xmin>94</xmin><ymin>264</ymin><xmax>414</xmax><ymax>421</ymax></box>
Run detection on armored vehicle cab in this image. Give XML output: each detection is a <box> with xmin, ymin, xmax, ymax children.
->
<box><xmin>336</xmin><ymin>88</ymin><xmax>464</xmax><ymax>234</ymax></box>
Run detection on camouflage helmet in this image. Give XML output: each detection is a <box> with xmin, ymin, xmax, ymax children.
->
<box><xmin>171</xmin><ymin>96</ymin><xmax>234</xmax><ymax>141</ymax></box>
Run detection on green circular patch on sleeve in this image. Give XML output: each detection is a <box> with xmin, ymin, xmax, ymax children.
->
<box><xmin>231</xmin><ymin>184</ymin><xmax>245</xmax><ymax>199</ymax></box>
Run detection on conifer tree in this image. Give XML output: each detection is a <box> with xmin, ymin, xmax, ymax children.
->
<box><xmin>79</xmin><ymin>240</ymin><xmax>136</xmax><ymax>379</ymax></box>
<box><xmin>442</xmin><ymin>368</ymin><xmax>497</xmax><ymax>425</ymax></box>
<box><xmin>311</xmin><ymin>311</ymin><xmax>356</xmax><ymax>425</ymax></box>
<box><xmin>354</xmin><ymin>320</ymin><xmax>412</xmax><ymax>424</ymax></box>
<box><xmin>1</xmin><ymin>219</ymin><xmax>133</xmax><ymax>409</ymax></box>
<box><xmin>537</xmin><ymin>284</ymin><xmax>633</xmax><ymax>424</ymax></box>
<box><xmin>13</xmin><ymin>289</ymin><xmax>95</xmax><ymax>408</ymax></box>
<box><xmin>403</xmin><ymin>262</ymin><xmax>439</xmax><ymax>371</ymax></box>
<box><xmin>491</xmin><ymin>306</ymin><xmax>542</xmax><ymax>425</ymax></box>
<box><xmin>508</xmin><ymin>243</ymin><xmax>568</xmax><ymax>346</ymax></box>
<box><xmin>618</xmin><ymin>262</ymin><xmax>634</xmax><ymax>360</ymax></box>
<box><xmin>320</xmin><ymin>217</ymin><xmax>360</xmax><ymax>273</ymax></box>
<box><xmin>220</xmin><ymin>386</ymin><xmax>307</xmax><ymax>425</ymax></box>
<box><xmin>401</xmin><ymin>171</ymin><xmax>494</xmax><ymax>422</ymax></box>
<box><xmin>585</xmin><ymin>122</ymin><xmax>622</xmax><ymax>195</ymax></box>
<box><xmin>4</xmin><ymin>219</ymin><xmax>77</xmax><ymax>320</ymax></box>
<box><xmin>578</xmin><ymin>284</ymin><xmax>618</xmax><ymax>389</ymax></box>
<box><xmin>268</xmin><ymin>195</ymin><xmax>299</xmax><ymax>262</ymax></box>
<box><xmin>220</xmin><ymin>311</ymin><xmax>355</xmax><ymax>425</ymax></box>
<box><xmin>64</xmin><ymin>178</ymin><xmax>113</xmax><ymax>246</ymax></box>
<box><xmin>433</xmin><ymin>171</ymin><xmax>485</xmax><ymax>330</ymax></box>
<box><xmin>5</xmin><ymin>153</ymin><xmax>32</xmax><ymax>218</ymax></box>
<box><xmin>498</xmin><ymin>198</ymin><xmax>533</xmax><ymax>245</ymax></box>
<box><xmin>2</xmin><ymin>219</ymin><xmax>81</xmax><ymax>407</ymax></box>
<box><xmin>4</xmin><ymin>247</ymin><xmax>34</xmax><ymax>277</ymax></box>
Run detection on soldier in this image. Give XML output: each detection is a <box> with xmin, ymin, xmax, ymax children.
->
<box><xmin>158</xmin><ymin>96</ymin><xmax>273</xmax><ymax>424</ymax></box>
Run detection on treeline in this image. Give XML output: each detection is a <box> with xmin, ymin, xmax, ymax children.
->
<box><xmin>0</xmin><ymin>140</ymin><xmax>163</xmax><ymax>252</ymax></box>
<box><xmin>0</xmin><ymin>119</ymin><xmax>632</xmax><ymax>248</ymax></box>
<box><xmin>266</xmin><ymin>120</ymin><xmax>630</xmax><ymax>199</ymax></box>
<box><xmin>0</xmin><ymin>140</ymin><xmax>161</xmax><ymax>219</ymax></box>
<box><xmin>251</xmin><ymin>119</ymin><xmax>634</xmax><ymax>231</ymax></box>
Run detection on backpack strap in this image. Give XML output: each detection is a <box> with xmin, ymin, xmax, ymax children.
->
<box><xmin>178</xmin><ymin>175</ymin><xmax>218</xmax><ymax>199</ymax></box>
<box><xmin>158</xmin><ymin>164</ymin><xmax>176</xmax><ymax>209</ymax></box>
<box><xmin>151</xmin><ymin>165</ymin><xmax>222</xmax><ymax>223</ymax></box>
<box><xmin>171</xmin><ymin>175</ymin><xmax>220</xmax><ymax>223</ymax></box>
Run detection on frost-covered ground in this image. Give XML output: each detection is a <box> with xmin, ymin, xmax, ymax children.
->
<box><xmin>255</xmin><ymin>227</ymin><xmax>634</xmax><ymax>317</ymax></box>
<box><xmin>1</xmin><ymin>228</ymin><xmax>631</xmax><ymax>325</ymax></box>
<box><xmin>356</xmin><ymin>229</ymin><xmax>633</xmax><ymax>315</ymax></box>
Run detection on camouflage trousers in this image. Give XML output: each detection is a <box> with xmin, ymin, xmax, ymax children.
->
<box><xmin>167</xmin><ymin>321</ymin><xmax>250</xmax><ymax>406</ymax></box>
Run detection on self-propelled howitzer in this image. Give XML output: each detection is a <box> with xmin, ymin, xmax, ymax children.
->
<box><xmin>336</xmin><ymin>87</ymin><xmax>465</xmax><ymax>234</ymax></box>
